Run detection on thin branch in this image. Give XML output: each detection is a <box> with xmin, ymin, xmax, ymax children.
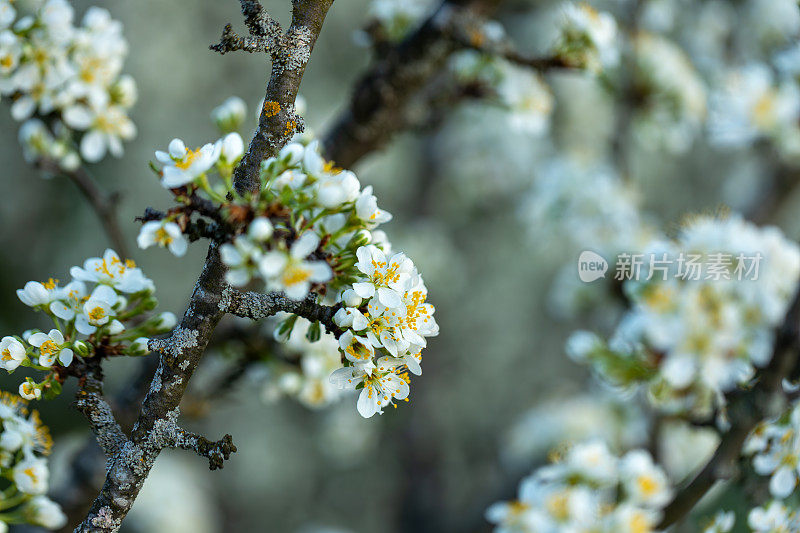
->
<box><xmin>171</xmin><ymin>428</ymin><xmax>237</xmax><ymax>471</ymax></box>
<box><xmin>222</xmin><ymin>288</ymin><xmax>341</xmax><ymax>335</ymax></box>
<box><xmin>321</xmin><ymin>0</ymin><xmax>501</xmax><ymax>168</ymax></box>
<box><xmin>449</xmin><ymin>30</ymin><xmax>571</xmax><ymax>72</ymax></box>
<box><xmin>34</xmin><ymin>158</ymin><xmax>131</xmax><ymax>259</ymax></box>
<box><xmin>657</xmin><ymin>286</ymin><xmax>800</xmax><ymax>529</ymax></box>
<box><xmin>232</xmin><ymin>0</ymin><xmax>335</xmax><ymax>195</ymax></box>
<box><xmin>69</xmin><ymin>359</ymin><xmax>129</xmax><ymax>461</ymax></box>
<box><xmin>210</xmin><ymin>1</ymin><xmax>284</xmax><ymax>57</ymax></box>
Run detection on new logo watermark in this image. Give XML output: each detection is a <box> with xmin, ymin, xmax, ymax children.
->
<box><xmin>577</xmin><ymin>250</ymin><xmax>609</xmax><ymax>282</ymax></box>
<box><xmin>577</xmin><ymin>250</ymin><xmax>763</xmax><ymax>283</ymax></box>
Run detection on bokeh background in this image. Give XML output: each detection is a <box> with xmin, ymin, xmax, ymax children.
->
<box><xmin>3</xmin><ymin>0</ymin><xmax>800</xmax><ymax>531</ymax></box>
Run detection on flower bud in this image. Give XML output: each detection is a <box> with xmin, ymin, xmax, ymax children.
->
<box><xmin>114</xmin><ymin>295</ymin><xmax>128</xmax><ymax>310</ymax></box>
<box><xmin>333</xmin><ymin>307</ymin><xmax>353</xmax><ymax>328</ymax></box>
<box><xmin>211</xmin><ymin>96</ymin><xmax>247</xmax><ymax>134</ymax></box>
<box><xmin>248</xmin><ymin>217</ymin><xmax>274</xmax><ymax>242</ymax></box>
<box><xmin>129</xmin><ymin>337</ymin><xmax>150</xmax><ymax>356</ymax></box>
<box><xmin>110</xmin><ymin>74</ymin><xmax>138</xmax><ymax>108</ymax></box>
<box><xmin>108</xmin><ymin>320</ymin><xmax>125</xmax><ymax>335</ymax></box>
<box><xmin>278</xmin><ymin>143</ymin><xmax>304</xmax><ymax>166</ymax></box>
<box><xmin>349</xmin><ymin>230</ymin><xmax>371</xmax><ymax>248</ymax></box>
<box><xmin>342</xmin><ymin>289</ymin><xmax>362</xmax><ymax>308</ymax></box>
<box><xmin>156</xmin><ymin>311</ymin><xmax>177</xmax><ymax>331</ymax></box>
<box><xmin>142</xmin><ymin>297</ymin><xmax>158</xmax><ymax>311</ymax></box>
<box><xmin>72</xmin><ymin>340</ymin><xmax>89</xmax><ymax>357</ymax></box>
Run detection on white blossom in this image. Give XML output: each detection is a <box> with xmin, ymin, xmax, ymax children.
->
<box><xmin>28</xmin><ymin>329</ymin><xmax>72</xmax><ymax>367</ymax></box>
<box><xmin>156</xmin><ymin>138</ymin><xmax>221</xmax><ymax>188</ymax></box>
<box><xmin>137</xmin><ymin>220</ymin><xmax>189</xmax><ymax>257</ymax></box>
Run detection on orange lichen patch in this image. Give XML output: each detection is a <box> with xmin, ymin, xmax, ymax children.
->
<box><xmin>284</xmin><ymin>119</ymin><xmax>297</xmax><ymax>136</ymax></box>
<box><xmin>263</xmin><ymin>100</ymin><xmax>280</xmax><ymax>117</ymax></box>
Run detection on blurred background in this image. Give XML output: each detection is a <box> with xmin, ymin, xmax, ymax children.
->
<box><xmin>3</xmin><ymin>0</ymin><xmax>800</xmax><ymax>531</ymax></box>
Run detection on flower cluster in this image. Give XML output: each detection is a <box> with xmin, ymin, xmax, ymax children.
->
<box><xmin>330</xmin><ymin>244</ymin><xmax>438</xmax><ymax>417</ymax></box>
<box><xmin>553</xmin><ymin>3</ymin><xmax>620</xmax><ymax>73</ymax></box>
<box><xmin>1</xmin><ymin>0</ymin><xmax>136</xmax><ymax>168</ymax></box>
<box><xmin>6</xmin><ymin>249</ymin><xmax>173</xmax><ymax>400</ymax></box>
<box><xmin>215</xmin><ymin>138</ymin><xmax>393</xmax><ymax>299</ymax></box>
<box><xmin>568</xmin><ymin>215</ymin><xmax>800</xmax><ymax>418</ymax></box>
<box><xmin>0</xmin><ymin>392</ymin><xmax>65</xmax><ymax>531</ymax></box>
<box><xmin>144</xmin><ymin>117</ymin><xmax>437</xmax><ymax>417</ymax></box>
<box><xmin>486</xmin><ymin>439</ymin><xmax>673</xmax><ymax>532</ymax></box>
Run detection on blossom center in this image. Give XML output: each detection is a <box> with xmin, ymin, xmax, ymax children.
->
<box><xmin>281</xmin><ymin>263</ymin><xmax>312</xmax><ymax>286</ymax></box>
<box><xmin>175</xmin><ymin>147</ymin><xmax>202</xmax><ymax>170</ymax></box>
<box><xmin>40</xmin><ymin>340</ymin><xmax>59</xmax><ymax>358</ymax></box>
<box><xmin>155</xmin><ymin>227</ymin><xmax>173</xmax><ymax>245</ymax></box>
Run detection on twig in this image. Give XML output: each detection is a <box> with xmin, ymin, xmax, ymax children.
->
<box><xmin>70</xmin><ymin>358</ymin><xmax>129</xmax><ymax>461</ymax></box>
<box><xmin>171</xmin><ymin>428</ymin><xmax>237</xmax><ymax>471</ymax></box>
<box><xmin>222</xmin><ymin>288</ymin><xmax>341</xmax><ymax>335</ymax></box>
<box><xmin>210</xmin><ymin>1</ymin><xmax>285</xmax><ymax>56</ymax></box>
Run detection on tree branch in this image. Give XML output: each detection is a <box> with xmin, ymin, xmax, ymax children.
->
<box><xmin>221</xmin><ymin>288</ymin><xmax>341</xmax><ymax>335</ymax></box>
<box><xmin>75</xmin><ymin>2</ymin><xmax>336</xmax><ymax>530</ymax></box>
<box><xmin>170</xmin><ymin>429</ymin><xmax>237</xmax><ymax>470</ymax></box>
<box><xmin>231</xmin><ymin>0</ymin><xmax>335</xmax><ymax>195</ymax></box>
<box><xmin>210</xmin><ymin>1</ymin><xmax>285</xmax><ymax>56</ymax></box>
<box><xmin>321</xmin><ymin>0</ymin><xmax>501</xmax><ymax>168</ymax></box>
<box><xmin>71</xmin><ymin>359</ymin><xmax>129</xmax><ymax>461</ymax></box>
<box><xmin>657</xmin><ymin>285</ymin><xmax>800</xmax><ymax>529</ymax></box>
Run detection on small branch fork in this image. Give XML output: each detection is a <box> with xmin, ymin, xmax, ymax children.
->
<box><xmin>657</xmin><ymin>286</ymin><xmax>800</xmax><ymax>529</ymax></box>
<box><xmin>75</xmin><ymin>2</ymin><xmax>336</xmax><ymax>531</ymax></box>
<box><xmin>212</xmin><ymin>0</ymin><xmax>335</xmax><ymax>195</ymax></box>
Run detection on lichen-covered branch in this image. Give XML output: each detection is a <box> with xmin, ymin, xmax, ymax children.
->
<box><xmin>34</xmin><ymin>157</ymin><xmax>130</xmax><ymax>258</ymax></box>
<box><xmin>230</xmin><ymin>0</ymin><xmax>335</xmax><ymax>195</ymax></box>
<box><xmin>76</xmin><ymin>2</ymin><xmax>336</xmax><ymax>530</ymax></box>
<box><xmin>222</xmin><ymin>288</ymin><xmax>341</xmax><ymax>335</ymax></box>
<box><xmin>657</xmin><ymin>286</ymin><xmax>800</xmax><ymax>529</ymax></box>
<box><xmin>75</xmin><ymin>244</ymin><xmax>230</xmax><ymax>532</ymax></box>
<box><xmin>210</xmin><ymin>1</ymin><xmax>285</xmax><ymax>56</ymax></box>
<box><xmin>171</xmin><ymin>429</ymin><xmax>237</xmax><ymax>470</ymax></box>
<box><xmin>322</xmin><ymin>0</ymin><xmax>501</xmax><ymax>168</ymax></box>
<box><xmin>71</xmin><ymin>359</ymin><xmax>129</xmax><ymax>460</ymax></box>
